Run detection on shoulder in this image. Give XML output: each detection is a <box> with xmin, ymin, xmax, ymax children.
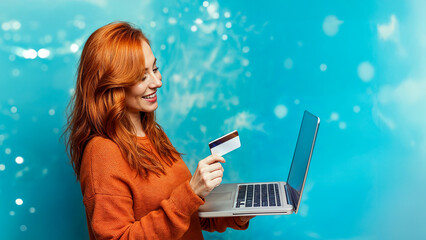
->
<box><xmin>80</xmin><ymin>136</ymin><xmax>133</xmax><ymax>197</ymax></box>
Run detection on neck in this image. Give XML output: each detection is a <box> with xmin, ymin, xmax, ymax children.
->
<box><xmin>127</xmin><ymin>111</ymin><xmax>145</xmax><ymax>137</ymax></box>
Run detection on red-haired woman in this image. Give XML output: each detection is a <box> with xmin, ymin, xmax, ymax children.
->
<box><xmin>65</xmin><ymin>22</ymin><xmax>252</xmax><ymax>239</ymax></box>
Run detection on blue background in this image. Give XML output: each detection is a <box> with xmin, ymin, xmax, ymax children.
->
<box><xmin>1</xmin><ymin>0</ymin><xmax>425</xmax><ymax>239</ymax></box>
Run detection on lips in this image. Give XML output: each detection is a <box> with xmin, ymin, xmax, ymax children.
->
<box><xmin>142</xmin><ymin>91</ymin><xmax>156</xmax><ymax>99</ymax></box>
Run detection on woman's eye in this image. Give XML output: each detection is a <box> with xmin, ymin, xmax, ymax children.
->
<box><xmin>153</xmin><ymin>67</ymin><xmax>159</xmax><ymax>73</ymax></box>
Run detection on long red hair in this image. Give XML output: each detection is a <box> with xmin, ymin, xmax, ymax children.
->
<box><xmin>64</xmin><ymin>22</ymin><xmax>181</xmax><ymax>180</ymax></box>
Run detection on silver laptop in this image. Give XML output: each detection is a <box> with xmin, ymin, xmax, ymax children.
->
<box><xmin>198</xmin><ymin>110</ymin><xmax>320</xmax><ymax>217</ymax></box>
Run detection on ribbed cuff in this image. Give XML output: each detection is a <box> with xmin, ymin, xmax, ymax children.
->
<box><xmin>169</xmin><ymin>181</ymin><xmax>205</xmax><ymax>216</ymax></box>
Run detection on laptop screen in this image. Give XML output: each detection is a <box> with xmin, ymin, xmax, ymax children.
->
<box><xmin>286</xmin><ymin>110</ymin><xmax>319</xmax><ymax>213</ymax></box>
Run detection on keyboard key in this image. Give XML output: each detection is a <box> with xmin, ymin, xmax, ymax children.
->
<box><xmin>246</xmin><ymin>185</ymin><xmax>253</xmax><ymax>207</ymax></box>
<box><xmin>261</xmin><ymin>184</ymin><xmax>268</xmax><ymax>207</ymax></box>
<box><xmin>254</xmin><ymin>185</ymin><xmax>260</xmax><ymax>207</ymax></box>
<box><xmin>268</xmin><ymin>184</ymin><xmax>276</xmax><ymax>206</ymax></box>
<box><xmin>274</xmin><ymin>184</ymin><xmax>281</xmax><ymax>206</ymax></box>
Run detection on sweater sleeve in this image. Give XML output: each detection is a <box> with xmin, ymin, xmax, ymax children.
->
<box><xmin>199</xmin><ymin>216</ymin><xmax>249</xmax><ymax>232</ymax></box>
<box><xmin>84</xmin><ymin>181</ymin><xmax>204</xmax><ymax>240</ymax></box>
<box><xmin>80</xmin><ymin>137</ymin><xmax>205</xmax><ymax>240</ymax></box>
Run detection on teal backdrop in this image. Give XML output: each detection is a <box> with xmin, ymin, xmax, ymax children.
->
<box><xmin>1</xmin><ymin>0</ymin><xmax>425</xmax><ymax>239</ymax></box>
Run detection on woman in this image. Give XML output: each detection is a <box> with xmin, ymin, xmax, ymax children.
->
<box><xmin>65</xmin><ymin>21</ymin><xmax>252</xmax><ymax>239</ymax></box>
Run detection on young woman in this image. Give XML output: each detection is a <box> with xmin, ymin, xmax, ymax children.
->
<box><xmin>65</xmin><ymin>21</ymin><xmax>252</xmax><ymax>239</ymax></box>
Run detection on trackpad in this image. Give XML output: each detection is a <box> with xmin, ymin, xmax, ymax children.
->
<box><xmin>207</xmin><ymin>192</ymin><xmax>232</xmax><ymax>201</ymax></box>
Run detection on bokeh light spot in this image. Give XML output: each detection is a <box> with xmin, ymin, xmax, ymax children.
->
<box><xmin>15</xmin><ymin>156</ymin><xmax>24</xmax><ymax>164</ymax></box>
<box><xmin>274</xmin><ymin>105</ymin><xmax>288</xmax><ymax>119</ymax></box>
<box><xmin>320</xmin><ymin>64</ymin><xmax>327</xmax><ymax>71</ymax></box>
<box><xmin>357</xmin><ymin>61</ymin><xmax>375</xmax><ymax>82</ymax></box>
<box><xmin>284</xmin><ymin>58</ymin><xmax>293</xmax><ymax>69</ymax></box>
<box><xmin>15</xmin><ymin>198</ymin><xmax>23</xmax><ymax>205</ymax></box>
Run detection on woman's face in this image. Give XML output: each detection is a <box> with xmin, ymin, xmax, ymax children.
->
<box><xmin>125</xmin><ymin>41</ymin><xmax>162</xmax><ymax>114</ymax></box>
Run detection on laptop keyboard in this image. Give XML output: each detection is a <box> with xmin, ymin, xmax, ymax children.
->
<box><xmin>235</xmin><ymin>183</ymin><xmax>282</xmax><ymax>208</ymax></box>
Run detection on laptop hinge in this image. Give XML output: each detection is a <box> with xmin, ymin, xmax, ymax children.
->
<box><xmin>285</xmin><ymin>184</ymin><xmax>294</xmax><ymax>206</ymax></box>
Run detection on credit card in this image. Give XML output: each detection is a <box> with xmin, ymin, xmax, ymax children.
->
<box><xmin>209</xmin><ymin>130</ymin><xmax>241</xmax><ymax>156</ymax></box>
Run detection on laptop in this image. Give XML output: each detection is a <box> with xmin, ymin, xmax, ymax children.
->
<box><xmin>198</xmin><ymin>110</ymin><xmax>320</xmax><ymax>217</ymax></box>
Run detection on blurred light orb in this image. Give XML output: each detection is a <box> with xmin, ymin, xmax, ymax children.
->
<box><xmin>167</xmin><ymin>35</ymin><xmax>175</xmax><ymax>44</ymax></box>
<box><xmin>0</xmin><ymin>164</ymin><xmax>5</xmax><ymax>171</ymax></box>
<box><xmin>330</xmin><ymin>112</ymin><xmax>339</xmax><ymax>121</ymax></box>
<box><xmin>284</xmin><ymin>58</ymin><xmax>293</xmax><ymax>69</ymax></box>
<box><xmin>9</xmin><ymin>211</ymin><xmax>15</xmax><ymax>216</ymax></box>
<box><xmin>339</xmin><ymin>122</ymin><xmax>347</xmax><ymax>129</ymax></box>
<box><xmin>150</xmin><ymin>21</ymin><xmax>156</xmax><ymax>28</ymax></box>
<box><xmin>29</xmin><ymin>207</ymin><xmax>36</xmax><ymax>213</ymax></box>
<box><xmin>224</xmin><ymin>11</ymin><xmax>231</xmax><ymax>18</ymax></box>
<box><xmin>48</xmin><ymin>109</ymin><xmax>55</xmax><ymax>116</ymax></box>
<box><xmin>5</xmin><ymin>148</ymin><xmax>11</xmax><ymax>154</ymax></box>
<box><xmin>11</xmin><ymin>106</ymin><xmax>17</xmax><ymax>113</ymax></box>
<box><xmin>15</xmin><ymin>156</ymin><xmax>24</xmax><ymax>164</ymax></box>
<box><xmin>20</xmin><ymin>225</ymin><xmax>27</xmax><ymax>232</ymax></box>
<box><xmin>37</xmin><ymin>48</ymin><xmax>50</xmax><ymax>59</ymax></box>
<box><xmin>320</xmin><ymin>63</ymin><xmax>327</xmax><ymax>71</ymax></box>
<box><xmin>2</xmin><ymin>22</ymin><xmax>11</xmax><ymax>31</ymax></box>
<box><xmin>242</xmin><ymin>46</ymin><xmax>250</xmax><ymax>53</ymax></box>
<box><xmin>357</xmin><ymin>61</ymin><xmax>375</xmax><ymax>82</ymax></box>
<box><xmin>294</xmin><ymin>99</ymin><xmax>300</xmax><ymax>105</ymax></box>
<box><xmin>70</xmin><ymin>43</ymin><xmax>79</xmax><ymax>53</ymax></box>
<box><xmin>191</xmin><ymin>25</ymin><xmax>197</xmax><ymax>32</ymax></box>
<box><xmin>12</xmin><ymin>68</ymin><xmax>20</xmax><ymax>77</ymax></box>
<box><xmin>323</xmin><ymin>15</ymin><xmax>343</xmax><ymax>36</ymax></box>
<box><xmin>225</xmin><ymin>22</ymin><xmax>232</xmax><ymax>28</ymax></box>
<box><xmin>353</xmin><ymin>105</ymin><xmax>360</xmax><ymax>113</ymax></box>
<box><xmin>222</xmin><ymin>34</ymin><xmax>228</xmax><ymax>40</ymax></box>
<box><xmin>274</xmin><ymin>105</ymin><xmax>288</xmax><ymax>119</ymax></box>
<box><xmin>242</xmin><ymin>59</ymin><xmax>249</xmax><ymax>66</ymax></box>
<box><xmin>12</xmin><ymin>21</ymin><xmax>21</xmax><ymax>30</ymax></box>
<box><xmin>203</xmin><ymin>1</ymin><xmax>209</xmax><ymax>7</ymax></box>
<box><xmin>160</xmin><ymin>44</ymin><xmax>166</xmax><ymax>50</ymax></box>
<box><xmin>23</xmin><ymin>49</ymin><xmax>37</xmax><ymax>59</ymax></box>
<box><xmin>195</xmin><ymin>18</ymin><xmax>203</xmax><ymax>24</ymax></box>
<box><xmin>15</xmin><ymin>198</ymin><xmax>23</xmax><ymax>205</ymax></box>
<box><xmin>168</xmin><ymin>17</ymin><xmax>177</xmax><ymax>25</ymax></box>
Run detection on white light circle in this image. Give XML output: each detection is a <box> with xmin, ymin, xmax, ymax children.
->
<box><xmin>224</xmin><ymin>12</ymin><xmax>231</xmax><ymax>18</ymax></box>
<box><xmin>294</xmin><ymin>99</ymin><xmax>300</xmax><ymax>105</ymax></box>
<box><xmin>48</xmin><ymin>109</ymin><xmax>55</xmax><ymax>116</ymax></box>
<box><xmin>330</xmin><ymin>112</ymin><xmax>339</xmax><ymax>121</ymax></box>
<box><xmin>23</xmin><ymin>49</ymin><xmax>37</xmax><ymax>59</ymax></box>
<box><xmin>168</xmin><ymin>17</ymin><xmax>177</xmax><ymax>25</ymax></box>
<box><xmin>15</xmin><ymin>156</ymin><xmax>24</xmax><ymax>164</ymax></box>
<box><xmin>70</xmin><ymin>43</ymin><xmax>79</xmax><ymax>53</ymax></box>
<box><xmin>274</xmin><ymin>105</ymin><xmax>288</xmax><ymax>119</ymax></box>
<box><xmin>15</xmin><ymin>198</ymin><xmax>23</xmax><ymax>205</ymax></box>
<box><xmin>242</xmin><ymin>46</ymin><xmax>249</xmax><ymax>53</ymax></box>
<box><xmin>357</xmin><ymin>61</ymin><xmax>375</xmax><ymax>82</ymax></box>
<box><xmin>195</xmin><ymin>18</ymin><xmax>203</xmax><ymax>24</ymax></box>
<box><xmin>191</xmin><ymin>25</ymin><xmax>198</xmax><ymax>32</ymax></box>
<box><xmin>242</xmin><ymin>59</ymin><xmax>249</xmax><ymax>66</ymax></box>
<box><xmin>5</xmin><ymin>148</ymin><xmax>11</xmax><ymax>154</ymax></box>
<box><xmin>11</xmin><ymin>106</ymin><xmax>17</xmax><ymax>113</ymax></box>
<box><xmin>226</xmin><ymin>22</ymin><xmax>232</xmax><ymax>28</ymax></box>
<box><xmin>320</xmin><ymin>64</ymin><xmax>327</xmax><ymax>71</ymax></box>
<box><xmin>0</xmin><ymin>164</ymin><xmax>5</xmax><ymax>171</ymax></box>
<box><xmin>37</xmin><ymin>48</ymin><xmax>50</xmax><ymax>59</ymax></box>
<box><xmin>29</xmin><ymin>207</ymin><xmax>36</xmax><ymax>213</ymax></box>
<box><xmin>222</xmin><ymin>34</ymin><xmax>228</xmax><ymax>40</ymax></box>
<box><xmin>203</xmin><ymin>1</ymin><xmax>209</xmax><ymax>7</ymax></box>
<box><xmin>339</xmin><ymin>122</ymin><xmax>347</xmax><ymax>129</ymax></box>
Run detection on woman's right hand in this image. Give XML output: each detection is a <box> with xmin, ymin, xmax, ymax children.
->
<box><xmin>189</xmin><ymin>154</ymin><xmax>226</xmax><ymax>199</ymax></box>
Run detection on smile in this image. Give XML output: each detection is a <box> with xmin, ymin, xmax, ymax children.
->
<box><xmin>142</xmin><ymin>92</ymin><xmax>156</xmax><ymax>99</ymax></box>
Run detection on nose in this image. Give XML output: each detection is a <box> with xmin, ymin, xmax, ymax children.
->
<box><xmin>149</xmin><ymin>73</ymin><xmax>162</xmax><ymax>89</ymax></box>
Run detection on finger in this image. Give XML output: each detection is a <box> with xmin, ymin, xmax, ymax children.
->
<box><xmin>210</xmin><ymin>177</ymin><xmax>222</xmax><ymax>189</ymax></box>
<box><xmin>202</xmin><ymin>155</ymin><xmax>225</xmax><ymax>165</ymax></box>
<box><xmin>201</xmin><ymin>162</ymin><xmax>223</xmax><ymax>174</ymax></box>
<box><xmin>206</xmin><ymin>169</ymin><xmax>223</xmax><ymax>181</ymax></box>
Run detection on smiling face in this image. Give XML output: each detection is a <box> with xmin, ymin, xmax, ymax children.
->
<box><xmin>125</xmin><ymin>41</ymin><xmax>162</xmax><ymax>115</ymax></box>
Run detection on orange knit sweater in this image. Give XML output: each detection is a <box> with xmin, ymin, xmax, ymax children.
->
<box><xmin>79</xmin><ymin>136</ymin><xmax>249</xmax><ymax>239</ymax></box>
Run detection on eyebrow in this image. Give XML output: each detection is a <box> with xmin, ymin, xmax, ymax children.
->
<box><xmin>145</xmin><ymin>58</ymin><xmax>157</xmax><ymax>70</ymax></box>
